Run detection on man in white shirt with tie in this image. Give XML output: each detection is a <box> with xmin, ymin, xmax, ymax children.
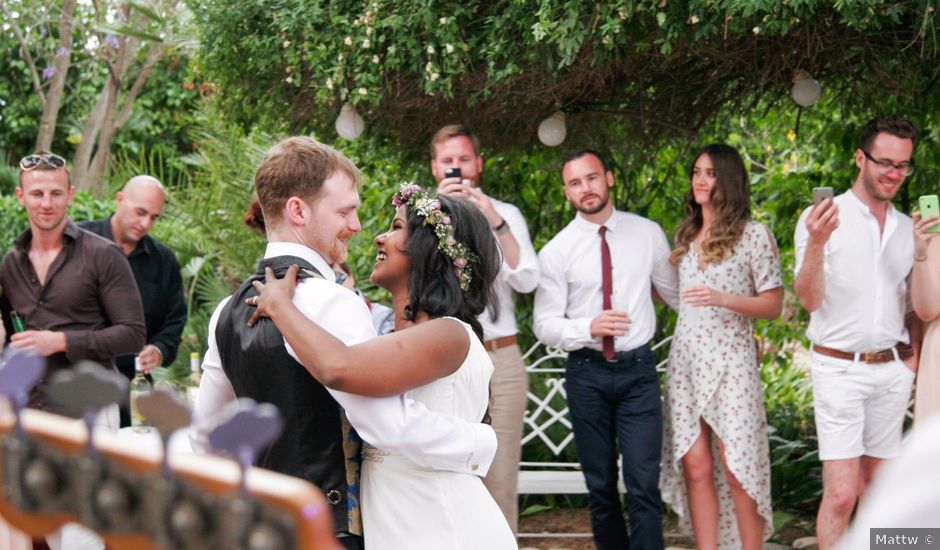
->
<box><xmin>432</xmin><ymin>124</ymin><xmax>540</xmax><ymax>534</ymax></box>
<box><xmin>794</xmin><ymin>115</ymin><xmax>922</xmax><ymax>549</ymax></box>
<box><xmin>534</xmin><ymin>149</ymin><xmax>678</xmax><ymax>550</ymax></box>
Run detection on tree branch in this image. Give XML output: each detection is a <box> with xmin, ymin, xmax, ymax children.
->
<box><xmin>0</xmin><ymin>0</ymin><xmax>45</xmax><ymax>106</ymax></box>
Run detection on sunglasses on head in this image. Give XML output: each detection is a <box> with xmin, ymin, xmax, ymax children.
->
<box><xmin>19</xmin><ymin>153</ymin><xmax>66</xmax><ymax>171</ymax></box>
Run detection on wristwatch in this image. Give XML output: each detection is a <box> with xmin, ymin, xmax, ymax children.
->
<box><xmin>492</xmin><ymin>219</ymin><xmax>510</xmax><ymax>235</ymax></box>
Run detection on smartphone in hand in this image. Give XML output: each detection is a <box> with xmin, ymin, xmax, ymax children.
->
<box><xmin>919</xmin><ymin>194</ymin><xmax>940</xmax><ymax>234</ymax></box>
<box><xmin>813</xmin><ymin>186</ymin><xmax>834</xmax><ymax>207</ymax></box>
<box><xmin>444</xmin><ymin>167</ymin><xmax>461</xmax><ymax>180</ymax></box>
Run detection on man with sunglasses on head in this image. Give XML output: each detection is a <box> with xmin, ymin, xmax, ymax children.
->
<box><xmin>1</xmin><ymin>152</ymin><xmax>145</xmax><ymax>548</ymax></box>
<box><xmin>793</xmin><ymin>115</ymin><xmax>923</xmax><ymax>549</ymax></box>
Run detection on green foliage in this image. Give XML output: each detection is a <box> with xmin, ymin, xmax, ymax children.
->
<box><xmin>762</xmin><ymin>353</ymin><xmax>821</xmax><ymax>513</ymax></box>
<box><xmin>0</xmin><ymin>164</ymin><xmax>17</xmax><ymax>195</ymax></box>
<box><xmin>190</xmin><ymin>0</ymin><xmax>939</xmax><ymax>153</ymax></box>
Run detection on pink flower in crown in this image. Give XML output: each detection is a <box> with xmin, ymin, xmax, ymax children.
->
<box><xmin>441</xmin><ymin>216</ymin><xmax>451</xmax><ymax>225</ymax></box>
<box><xmin>392</xmin><ymin>197</ymin><xmax>403</xmax><ymax>207</ymax></box>
<box><xmin>453</xmin><ymin>257</ymin><xmax>468</xmax><ymax>268</ymax></box>
<box><xmin>400</xmin><ymin>183</ymin><xmax>421</xmax><ymax>197</ymax></box>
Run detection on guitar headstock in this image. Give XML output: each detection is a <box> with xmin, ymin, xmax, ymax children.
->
<box><xmin>0</xmin><ymin>353</ymin><xmax>339</xmax><ymax>549</ymax></box>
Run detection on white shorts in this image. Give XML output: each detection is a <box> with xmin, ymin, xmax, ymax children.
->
<box><xmin>810</xmin><ymin>351</ymin><xmax>915</xmax><ymax>461</ymax></box>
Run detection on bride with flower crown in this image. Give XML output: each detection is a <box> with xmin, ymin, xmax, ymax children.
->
<box><xmin>251</xmin><ymin>183</ymin><xmax>516</xmax><ymax>549</ymax></box>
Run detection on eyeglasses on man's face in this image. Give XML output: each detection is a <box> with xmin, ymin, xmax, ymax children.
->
<box><xmin>19</xmin><ymin>153</ymin><xmax>66</xmax><ymax>171</ymax></box>
<box><xmin>862</xmin><ymin>150</ymin><xmax>915</xmax><ymax>176</ymax></box>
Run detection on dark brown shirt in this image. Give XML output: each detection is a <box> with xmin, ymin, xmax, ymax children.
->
<box><xmin>1</xmin><ymin>220</ymin><xmax>146</xmax><ymax>410</ymax></box>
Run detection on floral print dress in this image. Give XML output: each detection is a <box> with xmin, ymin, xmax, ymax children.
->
<box><xmin>661</xmin><ymin>220</ymin><xmax>782</xmax><ymax>548</ymax></box>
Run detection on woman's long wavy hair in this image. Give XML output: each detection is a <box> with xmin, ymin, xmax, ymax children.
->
<box><xmin>671</xmin><ymin>144</ymin><xmax>751</xmax><ymax>266</ymax></box>
<box><xmin>403</xmin><ymin>194</ymin><xmax>500</xmax><ymax>341</ymax></box>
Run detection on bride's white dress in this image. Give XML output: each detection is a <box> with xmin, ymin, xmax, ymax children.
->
<box><xmin>361</xmin><ymin>319</ymin><xmax>517</xmax><ymax>549</ymax></box>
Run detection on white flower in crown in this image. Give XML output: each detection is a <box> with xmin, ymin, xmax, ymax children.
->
<box><xmin>391</xmin><ymin>182</ymin><xmax>478</xmax><ymax>291</ymax></box>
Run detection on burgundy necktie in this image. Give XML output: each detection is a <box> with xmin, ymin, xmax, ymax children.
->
<box><xmin>599</xmin><ymin>226</ymin><xmax>614</xmax><ymax>361</ymax></box>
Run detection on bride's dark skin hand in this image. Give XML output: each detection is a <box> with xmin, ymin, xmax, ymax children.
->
<box><xmin>246</xmin><ymin>264</ymin><xmax>300</xmax><ymax>327</ymax></box>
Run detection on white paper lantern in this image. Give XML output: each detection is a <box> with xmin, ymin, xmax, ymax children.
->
<box><xmin>791</xmin><ymin>71</ymin><xmax>821</xmax><ymax>108</ymax></box>
<box><xmin>335</xmin><ymin>103</ymin><xmax>365</xmax><ymax>140</ymax></box>
<box><xmin>537</xmin><ymin>111</ymin><xmax>567</xmax><ymax>147</ymax></box>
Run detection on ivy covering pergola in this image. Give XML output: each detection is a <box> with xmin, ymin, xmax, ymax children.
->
<box><xmin>192</xmin><ymin>0</ymin><xmax>939</xmax><ymax>154</ymax></box>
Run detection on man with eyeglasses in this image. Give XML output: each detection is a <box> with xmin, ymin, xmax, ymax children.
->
<box><xmin>793</xmin><ymin>115</ymin><xmax>922</xmax><ymax>549</ymax></box>
<box><xmin>1</xmin><ymin>151</ymin><xmax>146</xmax><ymax>548</ymax></box>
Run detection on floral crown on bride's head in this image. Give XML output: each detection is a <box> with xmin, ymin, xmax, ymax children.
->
<box><xmin>392</xmin><ymin>182</ymin><xmax>477</xmax><ymax>291</ymax></box>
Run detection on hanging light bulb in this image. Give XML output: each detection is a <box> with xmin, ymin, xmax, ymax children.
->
<box><xmin>335</xmin><ymin>103</ymin><xmax>365</xmax><ymax>140</ymax></box>
<box><xmin>791</xmin><ymin>70</ymin><xmax>821</xmax><ymax>108</ymax></box>
<box><xmin>537</xmin><ymin>111</ymin><xmax>567</xmax><ymax>147</ymax></box>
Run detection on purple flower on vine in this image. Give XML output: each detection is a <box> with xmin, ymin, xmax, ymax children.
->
<box><xmin>56</xmin><ymin>46</ymin><xmax>69</xmax><ymax>57</ymax></box>
<box><xmin>104</xmin><ymin>35</ymin><xmax>120</xmax><ymax>48</ymax></box>
<box><xmin>39</xmin><ymin>27</ymin><xmax>48</xmax><ymax>37</ymax></box>
<box><xmin>42</xmin><ymin>66</ymin><xmax>55</xmax><ymax>79</ymax></box>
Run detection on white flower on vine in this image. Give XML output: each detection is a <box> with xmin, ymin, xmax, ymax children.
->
<box><xmin>358</xmin><ymin>87</ymin><xmax>368</xmax><ymax>95</ymax></box>
<box><xmin>372</xmin><ymin>55</ymin><xmax>380</xmax><ymax>64</ymax></box>
<box><xmin>366</xmin><ymin>26</ymin><xmax>373</xmax><ymax>36</ymax></box>
<box><xmin>285</xmin><ymin>76</ymin><xmax>293</xmax><ymax>84</ymax></box>
<box><xmin>445</xmin><ymin>43</ymin><xmax>454</xmax><ymax>54</ymax></box>
<box><xmin>426</xmin><ymin>61</ymin><xmax>434</xmax><ymax>72</ymax></box>
<box><xmin>283</xmin><ymin>40</ymin><xmax>291</xmax><ymax>48</ymax></box>
<box><xmin>326</xmin><ymin>78</ymin><xmax>334</xmax><ymax>90</ymax></box>
<box><xmin>363</xmin><ymin>39</ymin><xmax>371</xmax><ymax>48</ymax></box>
<box><xmin>344</xmin><ymin>36</ymin><xmax>353</xmax><ymax>46</ymax></box>
<box><xmin>427</xmin><ymin>45</ymin><xmax>435</xmax><ymax>54</ymax></box>
<box><xmin>430</xmin><ymin>72</ymin><xmax>440</xmax><ymax>81</ymax></box>
<box><xmin>439</xmin><ymin>17</ymin><xmax>447</xmax><ymax>25</ymax></box>
<box><xmin>690</xmin><ymin>15</ymin><xmax>699</xmax><ymax>24</ymax></box>
<box><xmin>388</xmin><ymin>45</ymin><xmax>397</xmax><ymax>55</ymax></box>
<box><xmin>753</xmin><ymin>26</ymin><xmax>761</xmax><ymax>34</ymax></box>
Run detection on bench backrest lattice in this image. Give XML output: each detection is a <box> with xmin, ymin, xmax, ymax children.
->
<box><xmin>518</xmin><ymin>337</ymin><xmax>672</xmax><ymax>496</ymax></box>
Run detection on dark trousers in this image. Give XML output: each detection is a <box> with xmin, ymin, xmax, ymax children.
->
<box><xmin>566</xmin><ymin>345</ymin><xmax>664</xmax><ymax>550</ymax></box>
<box><xmin>337</xmin><ymin>533</ymin><xmax>364</xmax><ymax>549</ymax></box>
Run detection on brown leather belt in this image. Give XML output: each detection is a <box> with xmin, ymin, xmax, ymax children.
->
<box><xmin>483</xmin><ymin>335</ymin><xmax>516</xmax><ymax>352</ymax></box>
<box><xmin>812</xmin><ymin>343</ymin><xmax>914</xmax><ymax>364</ymax></box>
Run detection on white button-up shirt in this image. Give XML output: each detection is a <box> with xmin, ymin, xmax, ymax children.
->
<box><xmin>479</xmin><ymin>198</ymin><xmax>540</xmax><ymax>340</ymax></box>
<box><xmin>534</xmin><ymin>210</ymin><xmax>679</xmax><ymax>352</ymax></box>
<box><xmin>192</xmin><ymin>242</ymin><xmax>497</xmax><ymax>476</ymax></box>
<box><xmin>794</xmin><ymin>190</ymin><xmax>914</xmax><ymax>351</ymax></box>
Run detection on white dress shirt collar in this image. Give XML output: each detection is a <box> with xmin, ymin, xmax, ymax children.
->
<box><xmin>264</xmin><ymin>242</ymin><xmax>334</xmax><ymax>280</ymax></box>
<box><xmin>572</xmin><ymin>210</ymin><xmax>618</xmax><ymax>233</ymax></box>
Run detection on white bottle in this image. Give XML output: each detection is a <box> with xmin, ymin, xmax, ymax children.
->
<box><xmin>130</xmin><ymin>356</ymin><xmax>152</xmax><ymax>433</ymax></box>
<box><xmin>186</xmin><ymin>352</ymin><xmax>202</xmax><ymax>405</ymax></box>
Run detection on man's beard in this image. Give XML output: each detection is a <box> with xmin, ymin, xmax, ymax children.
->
<box><xmin>574</xmin><ymin>194</ymin><xmax>610</xmax><ymax>215</ymax></box>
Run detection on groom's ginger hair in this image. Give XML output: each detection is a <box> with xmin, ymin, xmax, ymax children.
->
<box><xmin>254</xmin><ymin>136</ymin><xmax>361</xmax><ymax>226</ymax></box>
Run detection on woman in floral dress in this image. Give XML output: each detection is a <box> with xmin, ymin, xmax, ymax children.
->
<box><xmin>661</xmin><ymin>144</ymin><xmax>783</xmax><ymax>550</ymax></box>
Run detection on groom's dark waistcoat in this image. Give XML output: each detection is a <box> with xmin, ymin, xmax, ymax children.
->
<box><xmin>216</xmin><ymin>255</ymin><xmax>349</xmax><ymax>533</ymax></box>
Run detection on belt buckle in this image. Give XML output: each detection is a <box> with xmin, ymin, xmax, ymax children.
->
<box><xmin>861</xmin><ymin>351</ymin><xmax>876</xmax><ymax>363</ymax></box>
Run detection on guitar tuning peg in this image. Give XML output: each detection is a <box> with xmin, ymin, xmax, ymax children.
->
<box><xmin>136</xmin><ymin>386</ymin><xmax>192</xmax><ymax>477</ymax></box>
<box><xmin>207</xmin><ymin>398</ymin><xmax>284</xmax><ymax>496</ymax></box>
<box><xmin>0</xmin><ymin>348</ymin><xmax>46</xmax><ymax>435</ymax></box>
<box><xmin>47</xmin><ymin>361</ymin><xmax>128</xmax><ymax>455</ymax></box>
<box><xmin>47</xmin><ymin>361</ymin><xmax>127</xmax><ymax>418</ymax></box>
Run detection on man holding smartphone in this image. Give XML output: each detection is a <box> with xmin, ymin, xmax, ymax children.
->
<box><xmin>793</xmin><ymin>115</ymin><xmax>922</xmax><ymax>549</ymax></box>
<box><xmin>430</xmin><ymin>124</ymin><xmax>540</xmax><ymax>535</ymax></box>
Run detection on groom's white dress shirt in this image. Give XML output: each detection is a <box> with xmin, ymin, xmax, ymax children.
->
<box><xmin>191</xmin><ymin>242</ymin><xmax>497</xmax><ymax>476</ymax></box>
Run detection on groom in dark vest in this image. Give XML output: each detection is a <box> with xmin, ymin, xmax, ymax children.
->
<box><xmin>190</xmin><ymin>137</ymin><xmax>498</xmax><ymax>549</ymax></box>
